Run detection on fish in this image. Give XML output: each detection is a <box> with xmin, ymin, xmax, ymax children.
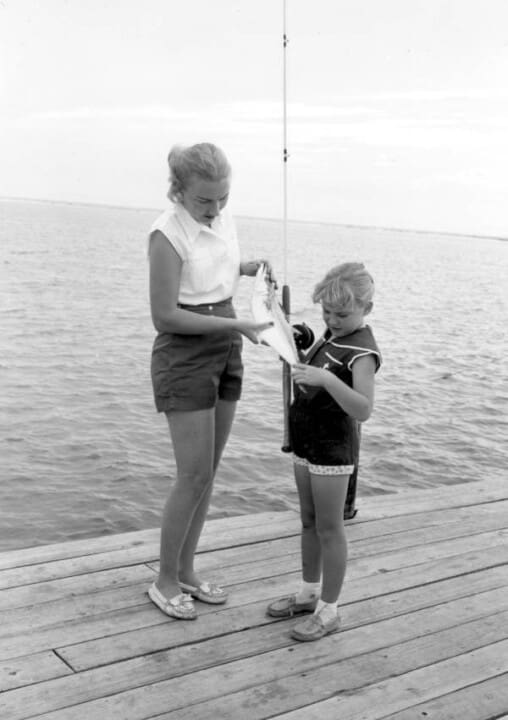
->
<box><xmin>251</xmin><ymin>264</ymin><xmax>298</xmax><ymax>365</ymax></box>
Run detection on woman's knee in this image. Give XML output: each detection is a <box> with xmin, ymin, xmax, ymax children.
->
<box><xmin>174</xmin><ymin>470</ymin><xmax>214</xmax><ymax>500</ymax></box>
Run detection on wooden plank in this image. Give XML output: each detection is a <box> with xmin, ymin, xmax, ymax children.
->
<box><xmin>11</xmin><ymin>604</ymin><xmax>508</xmax><ymax>720</ymax></box>
<box><xmin>1</xmin><ymin>477</ymin><xmax>503</xmax><ymax>574</ymax></box>
<box><xmin>3</xmin><ymin>514</ymin><xmax>507</xmax><ymax>639</ymax></box>
<box><xmin>0</xmin><ymin>652</ymin><xmax>72</xmax><ymax>693</ymax></box>
<box><xmin>380</xmin><ymin>673</ymin><xmax>508</xmax><ymax>719</ymax></box>
<box><xmin>2</xmin><ymin>557</ymin><xmax>506</xmax><ymax>683</ymax></box>
<box><xmin>2</xmin><ymin>501</ymin><xmax>506</xmax><ymax>617</ymax></box>
<box><xmin>52</xmin><ymin>546</ymin><xmax>508</xmax><ymax>670</ymax></box>
<box><xmin>2</xmin><ymin>497</ymin><xmax>505</xmax><ymax>597</ymax></box>
<box><xmin>0</xmin><ymin>584</ymin><xmax>161</xmax><ymax>639</ymax></box>
<box><xmin>3</xmin><ymin>573</ymin><xmax>506</xmax><ymax>717</ymax></box>
<box><xmin>342</xmin><ymin>544</ymin><xmax>508</xmax><ymax>602</ymax></box>
<box><xmin>158</xmin><ymin>628</ymin><xmax>508</xmax><ymax>720</ymax></box>
<box><xmin>0</xmin><ymin>510</ymin><xmax>299</xmax><ymax>570</ymax></box>
<box><xmin>268</xmin><ymin>640</ymin><xmax>508</xmax><ymax>720</ymax></box>
<box><xmin>57</xmin><ymin>583</ymin><xmax>508</xmax><ymax>679</ymax></box>
<box><xmin>349</xmin><ymin>528</ymin><xmax>508</xmax><ymax>579</ymax></box>
<box><xmin>0</xmin><ymin>514</ymin><xmax>299</xmax><ymax>590</ymax></box>
<box><xmin>347</xmin><ymin>504</ymin><xmax>508</xmax><ymax>556</ymax></box>
<box><xmin>354</xmin><ymin>478</ymin><xmax>506</xmax><ymax>519</ymax></box>
<box><xmin>148</xmin><ymin>503</ymin><xmax>508</xmax><ymax>578</ymax></box>
<box><xmin>0</xmin><ymin>531</ymin><xmax>159</xmax><ymax>572</ymax></box>
<box><xmin>0</xmin><ymin>564</ymin><xmax>154</xmax><ymax>612</ymax></box>
<box><xmin>1</xmin><ymin>519</ymin><xmax>505</xmax><ymax>619</ymax></box>
<box><xmin>346</xmin><ymin>499</ymin><xmax>508</xmax><ymax>543</ymax></box>
<box><xmin>2</xmin><ymin>501</ymin><xmax>505</xmax><ymax>620</ymax></box>
<box><xmin>0</xmin><ymin>552</ymin><xmax>157</xmax><ymax>592</ymax></box>
<box><xmin>1</xmin><ymin>533</ymin><xmax>505</xmax><ymax>665</ymax></box>
<box><xmin>149</xmin><ymin>527</ymin><xmax>508</xmax><ymax>592</ymax></box>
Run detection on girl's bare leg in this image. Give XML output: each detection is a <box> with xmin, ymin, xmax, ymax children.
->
<box><xmin>178</xmin><ymin>399</ymin><xmax>237</xmax><ymax>586</ymax></box>
<box><xmin>310</xmin><ymin>473</ymin><xmax>349</xmax><ymax>604</ymax></box>
<box><xmin>294</xmin><ymin>463</ymin><xmax>321</xmax><ymax>583</ymax></box>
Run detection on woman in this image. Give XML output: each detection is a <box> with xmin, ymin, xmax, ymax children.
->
<box><xmin>148</xmin><ymin>142</ymin><xmax>273</xmax><ymax>620</ymax></box>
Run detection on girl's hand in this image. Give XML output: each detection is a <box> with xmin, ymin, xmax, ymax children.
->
<box><xmin>291</xmin><ymin>362</ymin><xmax>328</xmax><ymax>387</ymax></box>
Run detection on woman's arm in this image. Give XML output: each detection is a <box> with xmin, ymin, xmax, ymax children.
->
<box><xmin>240</xmin><ymin>259</ymin><xmax>277</xmax><ymax>285</ymax></box>
<box><xmin>291</xmin><ymin>354</ymin><xmax>376</xmax><ymax>422</ymax></box>
<box><xmin>149</xmin><ymin>231</ymin><xmax>271</xmax><ymax>341</ymax></box>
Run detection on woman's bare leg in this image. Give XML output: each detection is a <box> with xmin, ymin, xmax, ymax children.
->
<box><xmin>156</xmin><ymin>408</ymin><xmax>216</xmax><ymax>598</ymax></box>
<box><xmin>178</xmin><ymin>399</ymin><xmax>237</xmax><ymax>586</ymax></box>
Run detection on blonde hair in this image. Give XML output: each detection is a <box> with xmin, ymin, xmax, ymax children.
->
<box><xmin>312</xmin><ymin>262</ymin><xmax>374</xmax><ymax>311</ymax></box>
<box><xmin>167</xmin><ymin>143</ymin><xmax>231</xmax><ymax>202</ymax></box>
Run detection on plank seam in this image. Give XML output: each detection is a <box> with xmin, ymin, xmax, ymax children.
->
<box><xmin>51</xmin><ymin>648</ymin><xmax>77</xmax><ymax>674</ymax></box>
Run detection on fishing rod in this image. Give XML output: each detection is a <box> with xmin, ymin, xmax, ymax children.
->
<box><xmin>281</xmin><ymin>0</ymin><xmax>292</xmax><ymax>452</ymax></box>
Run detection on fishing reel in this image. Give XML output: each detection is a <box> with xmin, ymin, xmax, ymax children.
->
<box><xmin>292</xmin><ymin>323</ymin><xmax>315</xmax><ymax>351</ymax></box>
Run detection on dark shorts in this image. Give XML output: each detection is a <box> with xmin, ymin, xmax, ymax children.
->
<box><xmin>151</xmin><ymin>298</ymin><xmax>243</xmax><ymax>413</ymax></box>
<box><xmin>289</xmin><ymin>402</ymin><xmax>360</xmax><ymax>468</ymax></box>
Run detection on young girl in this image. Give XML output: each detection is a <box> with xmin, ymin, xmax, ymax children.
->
<box><xmin>267</xmin><ymin>262</ymin><xmax>381</xmax><ymax>641</ymax></box>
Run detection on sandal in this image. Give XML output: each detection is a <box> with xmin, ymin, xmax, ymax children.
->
<box><xmin>179</xmin><ymin>581</ymin><xmax>228</xmax><ymax>605</ymax></box>
<box><xmin>148</xmin><ymin>582</ymin><xmax>197</xmax><ymax>620</ymax></box>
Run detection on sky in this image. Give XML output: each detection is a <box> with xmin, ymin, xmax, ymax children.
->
<box><xmin>1</xmin><ymin>0</ymin><xmax>508</xmax><ymax>236</ymax></box>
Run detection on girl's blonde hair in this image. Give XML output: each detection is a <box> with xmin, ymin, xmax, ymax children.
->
<box><xmin>167</xmin><ymin>143</ymin><xmax>231</xmax><ymax>202</ymax></box>
<box><xmin>312</xmin><ymin>262</ymin><xmax>374</xmax><ymax>311</ymax></box>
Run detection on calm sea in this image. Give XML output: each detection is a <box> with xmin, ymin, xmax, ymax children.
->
<box><xmin>1</xmin><ymin>198</ymin><xmax>507</xmax><ymax>551</ymax></box>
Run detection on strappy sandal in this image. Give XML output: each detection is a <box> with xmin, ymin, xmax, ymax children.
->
<box><xmin>179</xmin><ymin>581</ymin><xmax>228</xmax><ymax>605</ymax></box>
<box><xmin>148</xmin><ymin>582</ymin><xmax>197</xmax><ymax>619</ymax></box>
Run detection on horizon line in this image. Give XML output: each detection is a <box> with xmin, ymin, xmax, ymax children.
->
<box><xmin>1</xmin><ymin>194</ymin><xmax>506</xmax><ymax>242</ymax></box>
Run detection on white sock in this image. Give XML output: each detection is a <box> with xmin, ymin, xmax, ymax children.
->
<box><xmin>314</xmin><ymin>599</ymin><xmax>338</xmax><ymax>624</ymax></box>
<box><xmin>295</xmin><ymin>581</ymin><xmax>321</xmax><ymax>603</ymax></box>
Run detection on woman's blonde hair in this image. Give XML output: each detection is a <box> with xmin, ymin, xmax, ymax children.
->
<box><xmin>167</xmin><ymin>143</ymin><xmax>231</xmax><ymax>202</ymax></box>
<box><xmin>312</xmin><ymin>262</ymin><xmax>374</xmax><ymax>311</ymax></box>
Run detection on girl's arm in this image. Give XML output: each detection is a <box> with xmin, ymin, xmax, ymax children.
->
<box><xmin>149</xmin><ymin>231</ymin><xmax>270</xmax><ymax>342</ymax></box>
<box><xmin>291</xmin><ymin>354</ymin><xmax>376</xmax><ymax>422</ymax></box>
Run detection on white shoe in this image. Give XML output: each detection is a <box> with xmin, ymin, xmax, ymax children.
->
<box><xmin>148</xmin><ymin>582</ymin><xmax>197</xmax><ymax>620</ymax></box>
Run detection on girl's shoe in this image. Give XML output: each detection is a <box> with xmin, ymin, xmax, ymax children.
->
<box><xmin>179</xmin><ymin>581</ymin><xmax>228</xmax><ymax>604</ymax></box>
<box><xmin>291</xmin><ymin>611</ymin><xmax>340</xmax><ymax>641</ymax></box>
<box><xmin>148</xmin><ymin>583</ymin><xmax>197</xmax><ymax>619</ymax></box>
<box><xmin>267</xmin><ymin>594</ymin><xmax>318</xmax><ymax>618</ymax></box>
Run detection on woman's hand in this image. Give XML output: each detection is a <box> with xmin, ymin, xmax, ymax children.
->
<box><xmin>236</xmin><ymin>319</ymin><xmax>274</xmax><ymax>344</ymax></box>
<box><xmin>291</xmin><ymin>363</ymin><xmax>328</xmax><ymax>387</ymax></box>
<box><xmin>240</xmin><ymin>259</ymin><xmax>277</xmax><ymax>286</ymax></box>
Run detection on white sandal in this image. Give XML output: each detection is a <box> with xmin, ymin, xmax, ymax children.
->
<box><xmin>179</xmin><ymin>581</ymin><xmax>228</xmax><ymax>605</ymax></box>
<box><xmin>148</xmin><ymin>582</ymin><xmax>197</xmax><ymax>620</ymax></box>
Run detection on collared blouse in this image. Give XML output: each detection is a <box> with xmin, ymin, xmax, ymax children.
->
<box><xmin>148</xmin><ymin>203</ymin><xmax>240</xmax><ymax>305</ymax></box>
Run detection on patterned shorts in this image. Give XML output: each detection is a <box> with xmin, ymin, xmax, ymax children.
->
<box><xmin>292</xmin><ymin>454</ymin><xmax>354</xmax><ymax>476</ymax></box>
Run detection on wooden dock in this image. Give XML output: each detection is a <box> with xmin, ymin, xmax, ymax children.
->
<box><xmin>1</xmin><ymin>478</ymin><xmax>507</xmax><ymax>719</ymax></box>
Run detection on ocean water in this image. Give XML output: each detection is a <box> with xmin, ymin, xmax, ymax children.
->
<box><xmin>1</xmin><ymin>198</ymin><xmax>507</xmax><ymax>551</ymax></box>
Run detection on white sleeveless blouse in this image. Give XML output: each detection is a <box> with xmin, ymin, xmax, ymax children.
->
<box><xmin>148</xmin><ymin>203</ymin><xmax>240</xmax><ymax>305</ymax></box>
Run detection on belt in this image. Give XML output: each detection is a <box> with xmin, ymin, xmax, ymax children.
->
<box><xmin>178</xmin><ymin>297</ymin><xmax>232</xmax><ymax>310</ymax></box>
